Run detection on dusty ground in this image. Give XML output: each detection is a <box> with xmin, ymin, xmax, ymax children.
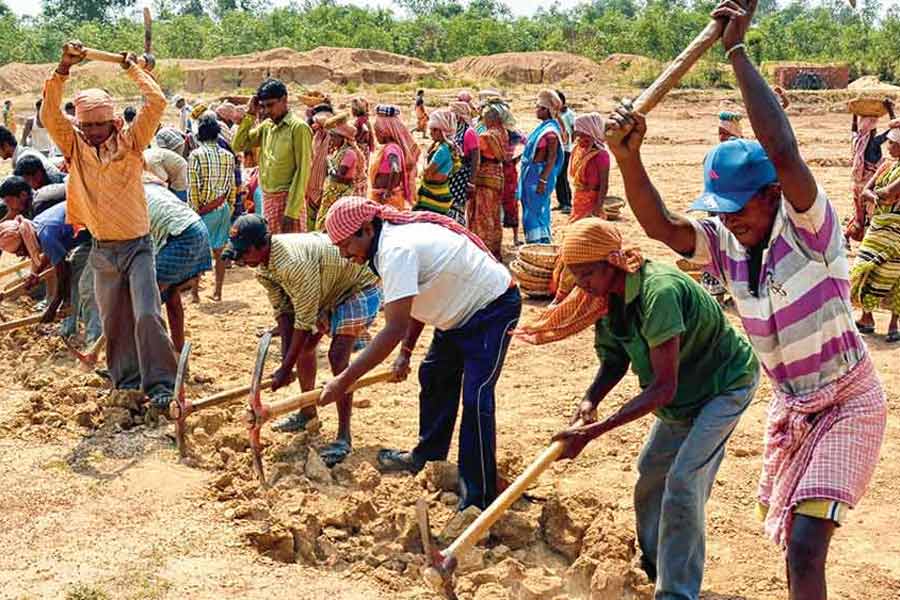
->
<box><xmin>0</xmin><ymin>81</ymin><xmax>898</xmax><ymax>600</ymax></box>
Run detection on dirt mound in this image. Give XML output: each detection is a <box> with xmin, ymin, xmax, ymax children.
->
<box><xmin>848</xmin><ymin>75</ymin><xmax>900</xmax><ymax>92</ymax></box>
<box><xmin>184</xmin><ymin>47</ymin><xmax>441</xmax><ymax>92</ymax></box>
<box><xmin>450</xmin><ymin>51</ymin><xmax>607</xmax><ymax>85</ymax></box>
<box><xmin>0</xmin><ymin>46</ymin><xmax>444</xmax><ymax>96</ymax></box>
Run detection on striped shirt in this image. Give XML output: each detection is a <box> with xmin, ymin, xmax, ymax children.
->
<box><xmin>187</xmin><ymin>141</ymin><xmax>236</xmax><ymax>212</ymax></box>
<box><xmin>144</xmin><ymin>183</ymin><xmax>202</xmax><ymax>254</ymax></box>
<box><xmin>257</xmin><ymin>233</ymin><xmax>379</xmax><ymax>332</ymax></box>
<box><xmin>688</xmin><ymin>188</ymin><xmax>866</xmax><ymax>396</ymax></box>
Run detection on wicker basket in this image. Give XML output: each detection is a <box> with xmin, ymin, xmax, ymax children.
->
<box><xmin>217</xmin><ymin>94</ymin><xmax>251</xmax><ymax>106</ymax></box>
<box><xmin>516</xmin><ymin>258</ymin><xmax>555</xmax><ymax>279</ymax></box>
<box><xmin>519</xmin><ymin>281</ymin><xmax>553</xmax><ymax>298</ymax></box>
<box><xmin>603</xmin><ymin>195</ymin><xmax>626</xmax><ymax>210</ymax></box>
<box><xmin>300</xmin><ymin>92</ymin><xmax>328</xmax><ymax>107</ymax></box>
<box><xmin>518</xmin><ymin>244</ymin><xmax>559</xmax><ymax>271</ymax></box>
<box><xmin>510</xmin><ymin>260</ymin><xmax>552</xmax><ymax>289</ymax></box>
<box><xmin>848</xmin><ymin>97</ymin><xmax>889</xmax><ymax>118</ymax></box>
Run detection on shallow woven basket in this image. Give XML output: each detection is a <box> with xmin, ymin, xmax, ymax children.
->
<box><xmin>848</xmin><ymin>97</ymin><xmax>889</xmax><ymax>118</ymax></box>
<box><xmin>510</xmin><ymin>260</ymin><xmax>552</xmax><ymax>289</ymax></box>
<box><xmin>519</xmin><ymin>281</ymin><xmax>553</xmax><ymax>299</ymax></box>
<box><xmin>518</xmin><ymin>244</ymin><xmax>559</xmax><ymax>271</ymax></box>
<box><xmin>603</xmin><ymin>195</ymin><xmax>626</xmax><ymax>210</ymax></box>
<box><xmin>516</xmin><ymin>258</ymin><xmax>555</xmax><ymax>279</ymax></box>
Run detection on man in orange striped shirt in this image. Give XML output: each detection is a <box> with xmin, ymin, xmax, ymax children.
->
<box><xmin>41</xmin><ymin>41</ymin><xmax>177</xmax><ymax>409</ymax></box>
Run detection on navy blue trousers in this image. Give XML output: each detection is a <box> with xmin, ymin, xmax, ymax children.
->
<box><xmin>412</xmin><ymin>286</ymin><xmax>521</xmax><ymax>509</ymax></box>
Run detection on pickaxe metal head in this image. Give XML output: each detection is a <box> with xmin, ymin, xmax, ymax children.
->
<box><xmin>170</xmin><ymin>341</ymin><xmax>192</xmax><ymax>458</ymax></box>
<box><xmin>247</xmin><ymin>331</ymin><xmax>272</xmax><ymax>485</ymax></box>
<box><xmin>417</xmin><ymin>498</ymin><xmax>459</xmax><ymax>599</ymax></box>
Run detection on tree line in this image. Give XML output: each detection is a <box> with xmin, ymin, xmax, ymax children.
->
<box><xmin>2</xmin><ymin>0</ymin><xmax>899</xmax><ymax>83</ymax></box>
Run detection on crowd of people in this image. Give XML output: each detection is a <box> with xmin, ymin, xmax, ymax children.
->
<box><xmin>0</xmin><ymin>2</ymin><xmax>891</xmax><ymax>598</ymax></box>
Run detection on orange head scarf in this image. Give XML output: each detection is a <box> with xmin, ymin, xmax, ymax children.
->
<box><xmin>74</xmin><ymin>88</ymin><xmax>116</xmax><ymax>123</ymax></box>
<box><xmin>513</xmin><ymin>218</ymin><xmax>643</xmax><ymax>345</ymax></box>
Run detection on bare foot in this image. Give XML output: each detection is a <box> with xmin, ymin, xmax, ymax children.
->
<box><xmin>191</xmin><ymin>295</ymin><xmax>200</xmax><ymax>304</ymax></box>
<box><xmin>210</xmin><ymin>294</ymin><xmax>222</xmax><ymax>302</ymax></box>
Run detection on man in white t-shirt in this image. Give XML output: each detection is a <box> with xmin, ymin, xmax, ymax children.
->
<box><xmin>320</xmin><ymin>196</ymin><xmax>522</xmax><ymax>510</ymax></box>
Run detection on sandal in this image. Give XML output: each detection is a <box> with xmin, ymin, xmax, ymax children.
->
<box><xmin>855</xmin><ymin>321</ymin><xmax>875</xmax><ymax>334</ymax></box>
<box><xmin>272</xmin><ymin>411</ymin><xmax>314</xmax><ymax>433</ymax></box>
<box><xmin>886</xmin><ymin>331</ymin><xmax>900</xmax><ymax>344</ymax></box>
<box><xmin>376</xmin><ymin>448</ymin><xmax>425</xmax><ymax>474</ymax></box>
<box><xmin>320</xmin><ymin>439</ymin><xmax>352</xmax><ymax>467</ymax></box>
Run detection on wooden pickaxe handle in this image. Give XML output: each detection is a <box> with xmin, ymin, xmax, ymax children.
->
<box><xmin>0</xmin><ymin>306</ymin><xmax>71</xmax><ymax>332</ymax></box>
<box><xmin>258</xmin><ymin>370</ymin><xmax>396</xmax><ymax>423</ymax></box>
<box><xmin>0</xmin><ymin>259</ymin><xmax>29</xmax><ymax>280</ymax></box>
<box><xmin>0</xmin><ymin>268</ymin><xmax>53</xmax><ymax>301</ymax></box>
<box><xmin>63</xmin><ymin>44</ymin><xmax>153</xmax><ymax>70</ymax></box>
<box><xmin>625</xmin><ymin>19</ymin><xmax>725</xmax><ymax>117</ymax></box>
<box><xmin>183</xmin><ymin>376</ymin><xmax>274</xmax><ymax>417</ymax></box>
<box><xmin>441</xmin><ymin>420</ymin><xmax>584</xmax><ymax>562</ymax></box>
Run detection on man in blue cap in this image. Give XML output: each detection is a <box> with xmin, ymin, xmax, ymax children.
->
<box><xmin>605</xmin><ymin>2</ymin><xmax>887</xmax><ymax>599</ymax></box>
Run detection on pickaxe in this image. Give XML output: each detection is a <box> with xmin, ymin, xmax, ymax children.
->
<box><xmin>167</xmin><ymin>340</ymin><xmax>274</xmax><ymax>458</ymax></box>
<box><xmin>0</xmin><ymin>306</ymin><xmax>72</xmax><ymax>333</ymax></box>
<box><xmin>420</xmin><ymin>421</ymin><xmax>584</xmax><ymax>598</ymax></box>
<box><xmin>62</xmin><ymin>9</ymin><xmax>155</xmax><ymax>72</ymax></box>
<box><xmin>244</xmin><ymin>332</ymin><xmax>396</xmax><ymax>485</ymax></box>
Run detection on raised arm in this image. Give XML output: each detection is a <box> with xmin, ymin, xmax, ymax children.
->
<box><xmin>231</xmin><ymin>99</ymin><xmax>264</xmax><ymax>153</ymax></box>
<box><xmin>40</xmin><ymin>41</ymin><xmax>84</xmax><ymax>158</ymax></box>
<box><xmin>125</xmin><ymin>59</ymin><xmax>166</xmax><ymax>151</ymax></box>
<box><xmin>714</xmin><ymin>0</ymin><xmax>817</xmax><ymax>213</ymax></box>
<box><xmin>606</xmin><ymin>109</ymin><xmax>698</xmax><ymax>255</ymax></box>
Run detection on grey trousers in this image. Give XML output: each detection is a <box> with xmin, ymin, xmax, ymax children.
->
<box><xmin>90</xmin><ymin>235</ymin><xmax>176</xmax><ymax>398</ymax></box>
<box><xmin>61</xmin><ymin>242</ymin><xmax>102</xmax><ymax>344</ymax></box>
<box><xmin>634</xmin><ymin>374</ymin><xmax>759</xmax><ymax>600</ymax></box>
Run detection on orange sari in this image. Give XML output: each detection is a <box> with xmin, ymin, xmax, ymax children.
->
<box><xmin>468</xmin><ymin>127</ymin><xmax>508</xmax><ymax>259</ymax></box>
<box><xmin>568</xmin><ymin>144</ymin><xmax>605</xmax><ymax>223</ymax></box>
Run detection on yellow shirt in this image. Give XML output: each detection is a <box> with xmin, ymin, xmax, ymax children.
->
<box><xmin>232</xmin><ymin>111</ymin><xmax>312</xmax><ymax>221</ymax></box>
<box><xmin>41</xmin><ymin>65</ymin><xmax>166</xmax><ymax>241</ymax></box>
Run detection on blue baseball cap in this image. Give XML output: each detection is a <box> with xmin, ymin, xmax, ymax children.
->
<box><xmin>223</xmin><ymin>214</ymin><xmax>269</xmax><ymax>261</ymax></box>
<box><xmin>689</xmin><ymin>139</ymin><xmax>778</xmax><ymax>213</ymax></box>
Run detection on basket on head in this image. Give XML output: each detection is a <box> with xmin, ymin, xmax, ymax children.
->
<box><xmin>510</xmin><ymin>260</ymin><xmax>552</xmax><ymax>290</ymax></box>
<box><xmin>518</xmin><ymin>244</ymin><xmax>559</xmax><ymax>271</ymax></box>
<box><xmin>300</xmin><ymin>91</ymin><xmax>328</xmax><ymax>107</ymax></box>
<box><xmin>848</xmin><ymin>97</ymin><xmax>889</xmax><ymax>118</ymax></box>
<box><xmin>520</xmin><ymin>284</ymin><xmax>554</xmax><ymax>299</ymax></box>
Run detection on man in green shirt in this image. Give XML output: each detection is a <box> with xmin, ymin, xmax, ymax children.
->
<box><xmin>515</xmin><ymin>218</ymin><xmax>759</xmax><ymax>600</ymax></box>
<box><xmin>232</xmin><ymin>79</ymin><xmax>312</xmax><ymax>235</ymax></box>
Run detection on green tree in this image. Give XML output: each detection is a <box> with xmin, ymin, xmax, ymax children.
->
<box><xmin>42</xmin><ymin>0</ymin><xmax>137</xmax><ymax>22</ymax></box>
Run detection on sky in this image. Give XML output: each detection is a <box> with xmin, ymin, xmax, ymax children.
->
<box><xmin>5</xmin><ymin>0</ymin><xmax>589</xmax><ymax>18</ymax></box>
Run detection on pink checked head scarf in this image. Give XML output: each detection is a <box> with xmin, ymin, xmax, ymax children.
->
<box><xmin>373</xmin><ymin>108</ymin><xmax>421</xmax><ymax>205</ymax></box>
<box><xmin>0</xmin><ymin>216</ymin><xmax>41</xmax><ymax>270</ymax></box>
<box><xmin>574</xmin><ymin>113</ymin><xmax>606</xmax><ymax>147</ymax></box>
<box><xmin>325</xmin><ymin>196</ymin><xmax>493</xmax><ymax>257</ymax></box>
<box><xmin>427</xmin><ymin>109</ymin><xmax>457</xmax><ymax>138</ymax></box>
<box><xmin>74</xmin><ymin>88</ymin><xmax>116</xmax><ymax>124</ymax></box>
<box><xmin>853</xmin><ymin>116</ymin><xmax>882</xmax><ymax>181</ymax></box>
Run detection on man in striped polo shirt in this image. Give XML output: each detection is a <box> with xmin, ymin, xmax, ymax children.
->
<box><xmin>224</xmin><ymin>214</ymin><xmax>381</xmax><ymax>467</ymax></box>
<box><xmin>605</xmin><ymin>1</ymin><xmax>887</xmax><ymax>597</ymax></box>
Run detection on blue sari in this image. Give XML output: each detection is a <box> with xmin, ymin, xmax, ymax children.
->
<box><xmin>517</xmin><ymin>119</ymin><xmax>564</xmax><ymax>244</ymax></box>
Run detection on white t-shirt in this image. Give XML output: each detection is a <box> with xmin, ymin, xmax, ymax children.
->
<box><xmin>374</xmin><ymin>222</ymin><xmax>511</xmax><ymax>331</ymax></box>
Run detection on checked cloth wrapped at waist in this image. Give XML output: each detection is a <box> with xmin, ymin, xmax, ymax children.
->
<box><xmin>758</xmin><ymin>354</ymin><xmax>886</xmax><ymax>548</ymax></box>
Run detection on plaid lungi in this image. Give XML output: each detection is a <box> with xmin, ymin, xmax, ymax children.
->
<box><xmin>758</xmin><ymin>354</ymin><xmax>886</xmax><ymax>548</ymax></box>
<box><xmin>155</xmin><ymin>220</ymin><xmax>212</xmax><ymax>299</ymax></box>
<box><xmin>317</xmin><ymin>285</ymin><xmax>382</xmax><ymax>350</ymax></box>
<box><xmin>262</xmin><ymin>190</ymin><xmax>304</xmax><ymax>234</ymax></box>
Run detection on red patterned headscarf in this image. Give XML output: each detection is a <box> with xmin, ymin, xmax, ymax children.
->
<box><xmin>325</xmin><ymin>196</ymin><xmax>493</xmax><ymax>258</ymax></box>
